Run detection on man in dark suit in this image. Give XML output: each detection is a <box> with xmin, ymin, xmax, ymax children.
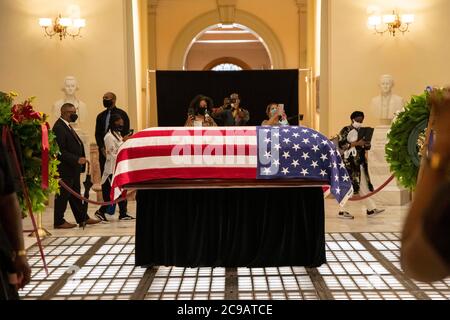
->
<box><xmin>53</xmin><ymin>103</ymin><xmax>100</xmax><ymax>228</ymax></box>
<box><xmin>95</xmin><ymin>92</ymin><xmax>130</xmax><ymax>176</ymax></box>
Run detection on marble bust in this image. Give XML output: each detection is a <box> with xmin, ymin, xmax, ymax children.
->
<box><xmin>370</xmin><ymin>75</ymin><xmax>405</xmax><ymax>123</ymax></box>
<box><xmin>53</xmin><ymin>76</ymin><xmax>87</xmax><ymax>128</ymax></box>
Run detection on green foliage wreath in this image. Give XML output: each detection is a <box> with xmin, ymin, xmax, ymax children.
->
<box><xmin>0</xmin><ymin>91</ymin><xmax>60</xmax><ymax>215</ymax></box>
<box><xmin>385</xmin><ymin>91</ymin><xmax>430</xmax><ymax>190</ymax></box>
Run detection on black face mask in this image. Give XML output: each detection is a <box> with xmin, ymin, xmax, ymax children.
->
<box><xmin>103</xmin><ymin>99</ymin><xmax>113</xmax><ymax>109</ymax></box>
<box><xmin>113</xmin><ymin>126</ymin><xmax>124</xmax><ymax>133</ymax></box>
<box><xmin>197</xmin><ymin>107</ymin><xmax>206</xmax><ymax>116</ymax></box>
<box><xmin>69</xmin><ymin>114</ymin><xmax>78</xmax><ymax>123</ymax></box>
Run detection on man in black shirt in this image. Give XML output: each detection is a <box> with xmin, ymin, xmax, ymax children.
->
<box><xmin>95</xmin><ymin>92</ymin><xmax>130</xmax><ymax>175</ymax></box>
<box><xmin>0</xmin><ymin>142</ymin><xmax>31</xmax><ymax>299</ymax></box>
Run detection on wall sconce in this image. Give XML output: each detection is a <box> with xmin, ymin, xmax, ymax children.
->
<box><xmin>368</xmin><ymin>10</ymin><xmax>414</xmax><ymax>36</ymax></box>
<box><xmin>39</xmin><ymin>15</ymin><xmax>86</xmax><ymax>40</ymax></box>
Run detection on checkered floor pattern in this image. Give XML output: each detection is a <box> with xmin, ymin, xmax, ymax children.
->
<box><xmin>20</xmin><ymin>233</ymin><xmax>450</xmax><ymax>300</ymax></box>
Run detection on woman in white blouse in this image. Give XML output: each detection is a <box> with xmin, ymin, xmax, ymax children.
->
<box><xmin>95</xmin><ymin>113</ymin><xmax>134</xmax><ymax>221</ymax></box>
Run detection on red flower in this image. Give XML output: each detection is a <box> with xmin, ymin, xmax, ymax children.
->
<box><xmin>11</xmin><ymin>100</ymin><xmax>42</xmax><ymax>123</ymax></box>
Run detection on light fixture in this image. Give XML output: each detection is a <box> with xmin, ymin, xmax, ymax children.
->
<box><xmin>368</xmin><ymin>10</ymin><xmax>414</xmax><ymax>36</ymax></box>
<box><xmin>39</xmin><ymin>14</ymin><xmax>86</xmax><ymax>40</ymax></box>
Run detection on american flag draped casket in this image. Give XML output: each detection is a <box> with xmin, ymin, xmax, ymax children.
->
<box><xmin>111</xmin><ymin>126</ymin><xmax>353</xmax><ymax>205</ymax></box>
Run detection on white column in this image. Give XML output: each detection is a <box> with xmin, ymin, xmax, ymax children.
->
<box><xmin>148</xmin><ymin>0</ymin><xmax>158</xmax><ymax>127</ymax></box>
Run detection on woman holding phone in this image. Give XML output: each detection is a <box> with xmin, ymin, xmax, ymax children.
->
<box><xmin>94</xmin><ymin>113</ymin><xmax>135</xmax><ymax>222</ymax></box>
<box><xmin>262</xmin><ymin>103</ymin><xmax>289</xmax><ymax>126</ymax></box>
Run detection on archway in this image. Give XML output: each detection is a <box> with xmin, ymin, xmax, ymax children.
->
<box><xmin>187</xmin><ymin>24</ymin><xmax>271</xmax><ymax>71</ymax></box>
<box><xmin>168</xmin><ymin>9</ymin><xmax>285</xmax><ymax>70</ymax></box>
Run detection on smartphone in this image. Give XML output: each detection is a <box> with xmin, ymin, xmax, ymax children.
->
<box><xmin>278</xmin><ymin>104</ymin><xmax>284</xmax><ymax>114</ymax></box>
<box><xmin>128</xmin><ymin>129</ymin><xmax>134</xmax><ymax>136</ymax></box>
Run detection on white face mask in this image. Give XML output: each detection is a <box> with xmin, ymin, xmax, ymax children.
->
<box><xmin>352</xmin><ymin>121</ymin><xmax>362</xmax><ymax>129</ymax></box>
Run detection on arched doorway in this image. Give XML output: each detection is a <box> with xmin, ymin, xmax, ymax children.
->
<box><xmin>168</xmin><ymin>10</ymin><xmax>285</xmax><ymax>70</ymax></box>
<box><xmin>185</xmin><ymin>24</ymin><xmax>272</xmax><ymax>71</ymax></box>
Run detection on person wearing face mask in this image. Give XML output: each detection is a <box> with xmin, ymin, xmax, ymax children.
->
<box><xmin>229</xmin><ymin>93</ymin><xmax>250</xmax><ymax>126</ymax></box>
<box><xmin>95</xmin><ymin>92</ymin><xmax>130</xmax><ymax>177</ymax></box>
<box><xmin>94</xmin><ymin>114</ymin><xmax>135</xmax><ymax>222</ymax></box>
<box><xmin>184</xmin><ymin>95</ymin><xmax>217</xmax><ymax>127</ymax></box>
<box><xmin>337</xmin><ymin>111</ymin><xmax>385</xmax><ymax>219</ymax></box>
<box><xmin>52</xmin><ymin>103</ymin><xmax>101</xmax><ymax>228</ymax></box>
<box><xmin>262</xmin><ymin>103</ymin><xmax>289</xmax><ymax>126</ymax></box>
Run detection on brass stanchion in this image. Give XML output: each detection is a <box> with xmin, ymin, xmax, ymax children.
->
<box><xmin>29</xmin><ymin>213</ymin><xmax>52</xmax><ymax>238</ymax></box>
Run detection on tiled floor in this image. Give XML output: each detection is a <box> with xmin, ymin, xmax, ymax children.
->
<box><xmin>20</xmin><ymin>232</ymin><xmax>450</xmax><ymax>300</ymax></box>
<box><xmin>19</xmin><ymin>197</ymin><xmax>448</xmax><ymax>300</ymax></box>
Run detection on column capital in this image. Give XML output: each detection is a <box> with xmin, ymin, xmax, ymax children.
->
<box><xmin>216</xmin><ymin>0</ymin><xmax>237</xmax><ymax>25</ymax></box>
<box><xmin>148</xmin><ymin>0</ymin><xmax>158</xmax><ymax>14</ymax></box>
<box><xmin>295</xmin><ymin>0</ymin><xmax>307</xmax><ymax>14</ymax></box>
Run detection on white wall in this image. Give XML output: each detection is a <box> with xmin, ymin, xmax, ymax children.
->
<box><xmin>0</xmin><ymin>0</ymin><xmax>130</xmax><ymax>141</ymax></box>
<box><xmin>327</xmin><ymin>0</ymin><xmax>450</xmax><ymax>135</ymax></box>
<box><xmin>155</xmin><ymin>0</ymin><xmax>299</xmax><ymax>69</ymax></box>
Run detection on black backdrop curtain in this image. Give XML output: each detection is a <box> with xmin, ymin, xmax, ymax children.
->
<box><xmin>156</xmin><ymin>70</ymin><xmax>299</xmax><ymax>126</ymax></box>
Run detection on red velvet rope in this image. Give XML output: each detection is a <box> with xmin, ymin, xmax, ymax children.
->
<box><xmin>58</xmin><ymin>179</ymin><xmax>127</xmax><ymax>206</ymax></box>
<box><xmin>349</xmin><ymin>174</ymin><xmax>395</xmax><ymax>201</ymax></box>
<box><xmin>59</xmin><ymin>175</ymin><xmax>396</xmax><ymax>204</ymax></box>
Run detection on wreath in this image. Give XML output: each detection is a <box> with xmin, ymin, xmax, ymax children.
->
<box><xmin>0</xmin><ymin>91</ymin><xmax>60</xmax><ymax>215</ymax></box>
<box><xmin>385</xmin><ymin>91</ymin><xmax>430</xmax><ymax>190</ymax></box>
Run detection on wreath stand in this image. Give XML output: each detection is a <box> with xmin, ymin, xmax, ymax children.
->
<box><xmin>28</xmin><ymin>213</ymin><xmax>52</xmax><ymax>238</ymax></box>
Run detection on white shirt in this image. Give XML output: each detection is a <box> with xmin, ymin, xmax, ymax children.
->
<box><xmin>60</xmin><ymin>117</ymin><xmax>71</xmax><ymax>128</ymax></box>
<box><xmin>101</xmin><ymin>130</ymin><xmax>123</xmax><ymax>184</ymax></box>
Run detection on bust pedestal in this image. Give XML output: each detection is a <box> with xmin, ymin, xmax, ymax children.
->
<box><xmin>368</xmin><ymin>125</ymin><xmax>411</xmax><ymax>206</ymax></box>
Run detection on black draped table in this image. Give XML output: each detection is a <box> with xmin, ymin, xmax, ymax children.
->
<box><xmin>132</xmin><ymin>180</ymin><xmax>326</xmax><ymax>268</ymax></box>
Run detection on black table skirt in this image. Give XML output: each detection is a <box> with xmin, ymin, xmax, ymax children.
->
<box><xmin>135</xmin><ymin>187</ymin><xmax>326</xmax><ymax>268</ymax></box>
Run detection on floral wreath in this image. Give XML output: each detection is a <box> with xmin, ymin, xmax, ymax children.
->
<box><xmin>0</xmin><ymin>91</ymin><xmax>60</xmax><ymax>215</ymax></box>
<box><xmin>385</xmin><ymin>90</ymin><xmax>430</xmax><ymax>190</ymax></box>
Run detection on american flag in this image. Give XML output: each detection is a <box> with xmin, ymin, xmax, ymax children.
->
<box><xmin>256</xmin><ymin>126</ymin><xmax>353</xmax><ymax>205</ymax></box>
<box><xmin>111</xmin><ymin>126</ymin><xmax>352</xmax><ymax>205</ymax></box>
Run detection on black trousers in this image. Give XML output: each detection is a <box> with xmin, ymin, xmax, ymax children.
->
<box><xmin>98</xmin><ymin>175</ymin><xmax>127</xmax><ymax>215</ymax></box>
<box><xmin>0</xmin><ymin>268</ymin><xmax>18</xmax><ymax>300</ymax></box>
<box><xmin>98</xmin><ymin>148</ymin><xmax>106</xmax><ymax>176</ymax></box>
<box><xmin>0</xmin><ymin>225</ymin><xmax>18</xmax><ymax>300</ymax></box>
<box><xmin>54</xmin><ymin>175</ymin><xmax>88</xmax><ymax>226</ymax></box>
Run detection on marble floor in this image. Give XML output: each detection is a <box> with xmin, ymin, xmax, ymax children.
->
<box><xmin>21</xmin><ymin>197</ymin><xmax>448</xmax><ymax>301</ymax></box>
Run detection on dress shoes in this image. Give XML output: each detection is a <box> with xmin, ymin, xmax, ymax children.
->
<box><xmin>54</xmin><ymin>221</ymin><xmax>77</xmax><ymax>229</ymax></box>
<box><xmin>79</xmin><ymin>218</ymin><xmax>101</xmax><ymax>228</ymax></box>
<box><xmin>367</xmin><ymin>208</ymin><xmax>385</xmax><ymax>217</ymax></box>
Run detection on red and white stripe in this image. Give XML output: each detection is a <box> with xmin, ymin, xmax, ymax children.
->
<box><xmin>111</xmin><ymin>127</ymin><xmax>258</xmax><ymax>199</ymax></box>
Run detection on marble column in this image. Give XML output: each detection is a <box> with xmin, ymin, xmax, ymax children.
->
<box><xmin>148</xmin><ymin>0</ymin><xmax>159</xmax><ymax>127</ymax></box>
<box><xmin>296</xmin><ymin>0</ymin><xmax>308</xmax><ymax>127</ymax></box>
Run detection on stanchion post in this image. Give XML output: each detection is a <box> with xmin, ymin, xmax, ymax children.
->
<box><xmin>28</xmin><ymin>212</ymin><xmax>52</xmax><ymax>238</ymax></box>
